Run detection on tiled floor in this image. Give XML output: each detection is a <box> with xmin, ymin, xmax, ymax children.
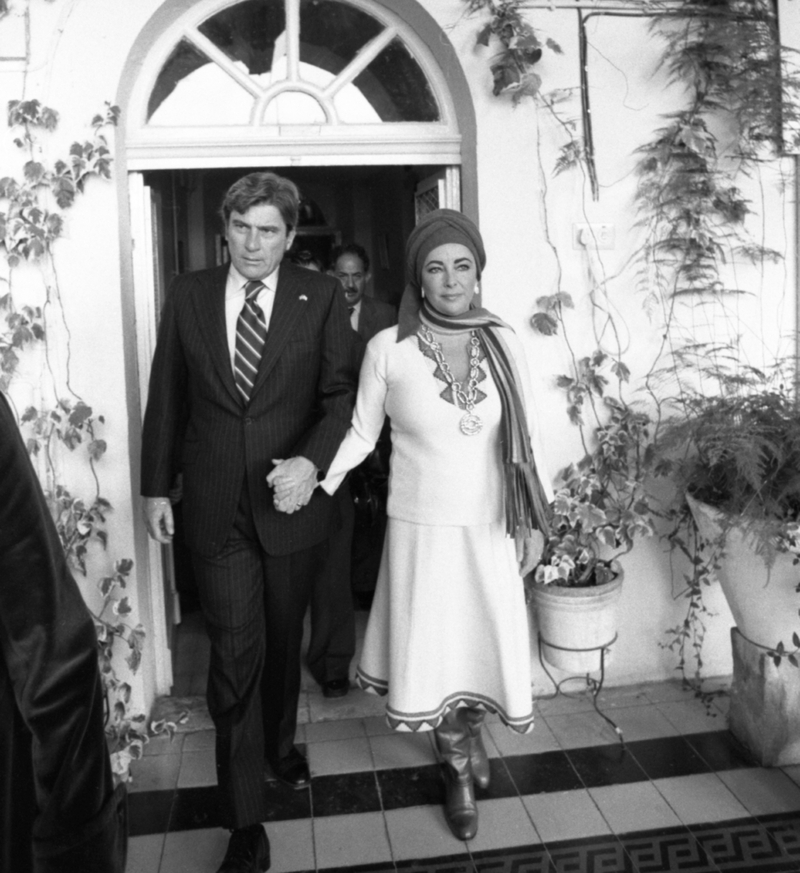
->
<box><xmin>127</xmin><ymin>610</ymin><xmax>800</xmax><ymax>873</ymax></box>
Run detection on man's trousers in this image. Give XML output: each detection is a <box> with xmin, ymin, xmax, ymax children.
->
<box><xmin>190</xmin><ymin>480</ymin><xmax>325</xmax><ymax>828</ymax></box>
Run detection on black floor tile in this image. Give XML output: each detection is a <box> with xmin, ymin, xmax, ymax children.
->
<box><xmin>378</xmin><ymin>763</ymin><xmax>444</xmax><ymax>810</ymax></box>
<box><xmin>168</xmin><ymin>785</ymin><xmax>220</xmax><ymax>832</ymax></box>
<box><xmin>396</xmin><ymin>856</ymin><xmax>475</xmax><ymax>873</ymax></box>
<box><xmin>565</xmin><ymin>743</ymin><xmax>648</xmax><ymax>788</ymax></box>
<box><xmin>683</xmin><ymin>731</ymin><xmax>757</xmax><ymax>772</ymax></box>
<box><xmin>128</xmin><ymin>789</ymin><xmax>174</xmax><ymax>837</ymax></box>
<box><xmin>319</xmin><ymin>865</ymin><xmax>396</xmax><ymax>873</ymax></box>
<box><xmin>625</xmin><ymin>735</ymin><xmax>713</xmax><ymax>780</ymax></box>
<box><xmin>260</xmin><ymin>779</ymin><xmax>312</xmax><ymax>822</ymax></box>
<box><xmin>501</xmin><ymin>750</ymin><xmax>583</xmax><ymax>795</ymax></box>
<box><xmin>474</xmin><ymin>758</ymin><xmax>518</xmax><ymax>801</ymax></box>
<box><xmin>312</xmin><ymin>771</ymin><xmax>382</xmax><ymax>817</ymax></box>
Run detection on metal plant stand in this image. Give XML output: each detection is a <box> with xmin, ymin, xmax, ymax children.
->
<box><xmin>536</xmin><ymin>632</ymin><xmax>624</xmax><ymax>745</ymax></box>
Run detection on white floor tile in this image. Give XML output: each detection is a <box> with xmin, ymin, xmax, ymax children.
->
<box><xmin>466</xmin><ymin>797</ymin><xmax>540</xmax><ymax>852</ymax></box>
<box><xmin>369</xmin><ymin>730</ymin><xmax>436</xmax><ymax>770</ymax></box>
<box><xmin>127</xmin><ymin>834</ymin><xmax>165</xmax><ymax>873</ymax></box>
<box><xmin>385</xmin><ymin>805</ymin><xmax>469</xmax><ymax>860</ymax></box>
<box><xmin>308</xmin><ymin>736</ymin><xmax>374</xmax><ymax>776</ymax></box>
<box><xmin>602</xmin><ymin>703</ymin><xmax>679</xmax><ymax>742</ymax></box>
<box><xmin>718</xmin><ymin>767</ymin><xmax>800</xmax><ymax>815</ymax></box>
<box><xmin>653</xmin><ymin>772</ymin><xmax>750</xmax><ymax>825</ymax></box>
<box><xmin>182</xmin><ymin>729</ymin><xmax>215</xmax><ymax>752</ymax></box>
<box><xmin>487</xmin><ymin>717</ymin><xmax>560</xmax><ymax>756</ymax></box>
<box><xmin>177</xmin><ymin>748</ymin><xmax>217</xmax><ymax>789</ymax></box>
<box><xmin>522</xmin><ymin>788</ymin><xmax>612</xmax><ymax>843</ymax></box>
<box><xmin>542</xmin><ymin>709</ymin><xmax>622</xmax><ymax>749</ymax></box>
<box><xmin>160</xmin><ymin>827</ymin><xmax>234</xmax><ymax>873</ymax></box>
<box><xmin>129</xmin><ymin>752</ymin><xmax>181</xmax><ymax>793</ymax></box>
<box><xmin>655</xmin><ymin>698</ymin><xmax>727</xmax><ymax>734</ymax></box>
<box><xmin>305</xmin><ymin>718</ymin><xmax>366</xmax><ymax>744</ymax></box>
<box><xmin>265</xmin><ymin>819</ymin><xmax>316</xmax><ymax>873</ymax></box>
<box><xmin>588</xmin><ymin>782</ymin><xmax>683</xmax><ymax>833</ymax></box>
<box><xmin>314</xmin><ymin>811</ymin><xmax>392</xmax><ymax>869</ymax></box>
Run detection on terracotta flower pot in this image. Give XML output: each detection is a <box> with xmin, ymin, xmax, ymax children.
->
<box><xmin>686</xmin><ymin>493</ymin><xmax>800</xmax><ymax>650</ymax></box>
<box><xmin>530</xmin><ymin>573</ymin><xmax>623</xmax><ymax>673</ymax></box>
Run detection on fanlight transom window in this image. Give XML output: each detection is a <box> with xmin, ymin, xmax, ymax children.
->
<box><xmin>146</xmin><ymin>0</ymin><xmax>441</xmax><ymax>127</ymax></box>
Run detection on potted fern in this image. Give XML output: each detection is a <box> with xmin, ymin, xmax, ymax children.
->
<box><xmin>657</xmin><ymin>361</ymin><xmax>800</xmax><ymax>663</ymax></box>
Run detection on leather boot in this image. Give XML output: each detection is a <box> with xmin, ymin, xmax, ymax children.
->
<box><xmin>462</xmin><ymin>707</ymin><xmax>490</xmax><ymax>790</ymax></box>
<box><xmin>434</xmin><ymin>710</ymin><xmax>478</xmax><ymax>841</ymax></box>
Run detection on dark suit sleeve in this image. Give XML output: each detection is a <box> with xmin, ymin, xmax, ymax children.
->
<box><xmin>0</xmin><ymin>392</ymin><xmax>125</xmax><ymax>872</ymax></box>
<box><xmin>140</xmin><ymin>281</ymin><xmax>189</xmax><ymax>497</ymax></box>
<box><xmin>290</xmin><ymin>279</ymin><xmax>356</xmax><ymax>475</ymax></box>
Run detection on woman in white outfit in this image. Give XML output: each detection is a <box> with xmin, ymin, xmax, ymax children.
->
<box><xmin>293</xmin><ymin>210</ymin><xmax>552</xmax><ymax>840</ymax></box>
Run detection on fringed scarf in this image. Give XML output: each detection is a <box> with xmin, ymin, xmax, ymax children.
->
<box><xmin>419</xmin><ymin>300</ymin><xmax>551</xmax><ymax>539</ymax></box>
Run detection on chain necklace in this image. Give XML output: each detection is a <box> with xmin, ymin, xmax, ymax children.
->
<box><xmin>419</xmin><ymin>326</ymin><xmax>483</xmax><ymax>435</ymax></box>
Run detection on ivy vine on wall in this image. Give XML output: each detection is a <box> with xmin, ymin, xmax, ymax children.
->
<box><xmin>463</xmin><ymin>0</ymin><xmax>800</xmax><ymax>687</ymax></box>
<box><xmin>0</xmin><ymin>98</ymin><xmax>174</xmax><ymax>781</ymax></box>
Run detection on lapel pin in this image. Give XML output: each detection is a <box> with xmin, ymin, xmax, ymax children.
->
<box><xmin>299</xmin><ymin>295</ymin><xmax>308</xmax><ymax>301</ymax></box>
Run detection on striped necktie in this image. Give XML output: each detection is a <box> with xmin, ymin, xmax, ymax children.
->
<box><xmin>234</xmin><ymin>280</ymin><xmax>267</xmax><ymax>404</ymax></box>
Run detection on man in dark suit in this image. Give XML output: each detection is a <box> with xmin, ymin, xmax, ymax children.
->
<box><xmin>0</xmin><ymin>391</ymin><xmax>127</xmax><ymax>873</ymax></box>
<box><xmin>305</xmin><ymin>244</ymin><xmax>396</xmax><ymax>698</ymax></box>
<box><xmin>141</xmin><ymin>172</ymin><xmax>356</xmax><ymax>873</ymax></box>
<box><xmin>334</xmin><ymin>243</ymin><xmax>397</xmax><ymax>365</ymax></box>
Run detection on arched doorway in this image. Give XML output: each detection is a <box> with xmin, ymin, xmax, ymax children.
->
<box><xmin>117</xmin><ymin>0</ymin><xmax>477</xmax><ymax>695</ymax></box>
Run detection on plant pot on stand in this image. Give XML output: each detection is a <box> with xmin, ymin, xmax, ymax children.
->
<box><xmin>687</xmin><ymin>493</ymin><xmax>800</xmax><ymax>765</ymax></box>
<box><xmin>529</xmin><ymin>572</ymin><xmax>625</xmax><ymax>741</ymax></box>
<box><xmin>530</xmin><ymin>573</ymin><xmax>624</xmax><ymax>674</ymax></box>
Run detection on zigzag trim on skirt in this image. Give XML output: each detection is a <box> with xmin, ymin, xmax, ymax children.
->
<box><xmin>355</xmin><ymin>667</ymin><xmax>534</xmax><ymax>734</ymax></box>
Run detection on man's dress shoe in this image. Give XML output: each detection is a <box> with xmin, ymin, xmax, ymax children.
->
<box><xmin>322</xmin><ymin>677</ymin><xmax>350</xmax><ymax>699</ymax></box>
<box><xmin>270</xmin><ymin>747</ymin><xmax>310</xmax><ymax>789</ymax></box>
<box><xmin>217</xmin><ymin>824</ymin><xmax>270</xmax><ymax>872</ymax></box>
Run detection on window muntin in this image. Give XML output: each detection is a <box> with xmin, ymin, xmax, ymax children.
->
<box><xmin>146</xmin><ymin>0</ymin><xmax>441</xmax><ymax>127</ymax></box>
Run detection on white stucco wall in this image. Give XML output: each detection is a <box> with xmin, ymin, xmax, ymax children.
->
<box><xmin>432</xmin><ymin>0</ymin><xmax>796</xmax><ymax>688</ymax></box>
<box><xmin>1</xmin><ymin>0</ymin><xmax>796</xmax><ymax>714</ymax></box>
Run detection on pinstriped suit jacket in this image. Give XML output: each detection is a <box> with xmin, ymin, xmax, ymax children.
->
<box><xmin>140</xmin><ymin>262</ymin><xmax>357</xmax><ymax>558</ymax></box>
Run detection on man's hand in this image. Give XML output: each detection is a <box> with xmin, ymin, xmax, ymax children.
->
<box><xmin>144</xmin><ymin>497</ymin><xmax>175</xmax><ymax>544</ymax></box>
<box><xmin>266</xmin><ymin>457</ymin><xmax>318</xmax><ymax>514</ymax></box>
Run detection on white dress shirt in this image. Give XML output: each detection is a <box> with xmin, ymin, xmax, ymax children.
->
<box><xmin>225</xmin><ymin>263</ymin><xmax>279</xmax><ymax>373</ymax></box>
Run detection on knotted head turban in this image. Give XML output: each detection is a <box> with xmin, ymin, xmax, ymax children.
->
<box><xmin>398</xmin><ymin>209</ymin><xmax>487</xmax><ymax>340</ymax></box>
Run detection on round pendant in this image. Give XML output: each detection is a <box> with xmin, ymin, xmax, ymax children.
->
<box><xmin>460</xmin><ymin>412</ymin><xmax>483</xmax><ymax>436</ymax></box>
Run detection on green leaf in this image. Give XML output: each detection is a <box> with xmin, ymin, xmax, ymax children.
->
<box><xmin>23</xmin><ymin>161</ymin><xmax>46</xmax><ymax>184</ymax></box>
<box><xmin>531</xmin><ymin>312</ymin><xmax>558</xmax><ymax>336</ymax></box>
<box><xmin>68</xmin><ymin>401</ymin><xmax>92</xmax><ymax>428</ymax></box>
<box><xmin>611</xmin><ymin>360</ymin><xmax>631</xmax><ymax>382</ymax></box>
<box><xmin>477</xmin><ymin>23</ymin><xmax>492</xmax><ymax>47</ymax></box>
<box><xmin>114</xmin><ymin>597</ymin><xmax>132</xmax><ymax>617</ymax></box>
<box><xmin>116</xmin><ymin>558</ymin><xmax>134</xmax><ymax>576</ymax></box>
<box><xmin>88</xmin><ymin>439</ymin><xmax>107</xmax><ymax>461</ymax></box>
<box><xmin>99</xmin><ymin>575</ymin><xmax>116</xmax><ymax>598</ymax></box>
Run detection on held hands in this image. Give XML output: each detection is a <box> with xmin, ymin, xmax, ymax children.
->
<box><xmin>143</xmin><ymin>497</ymin><xmax>175</xmax><ymax>544</ymax></box>
<box><xmin>267</xmin><ymin>456</ymin><xmax>318</xmax><ymax>514</ymax></box>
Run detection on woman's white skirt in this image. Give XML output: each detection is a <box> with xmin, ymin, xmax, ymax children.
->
<box><xmin>355</xmin><ymin>517</ymin><xmax>535</xmax><ymax>733</ymax></box>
